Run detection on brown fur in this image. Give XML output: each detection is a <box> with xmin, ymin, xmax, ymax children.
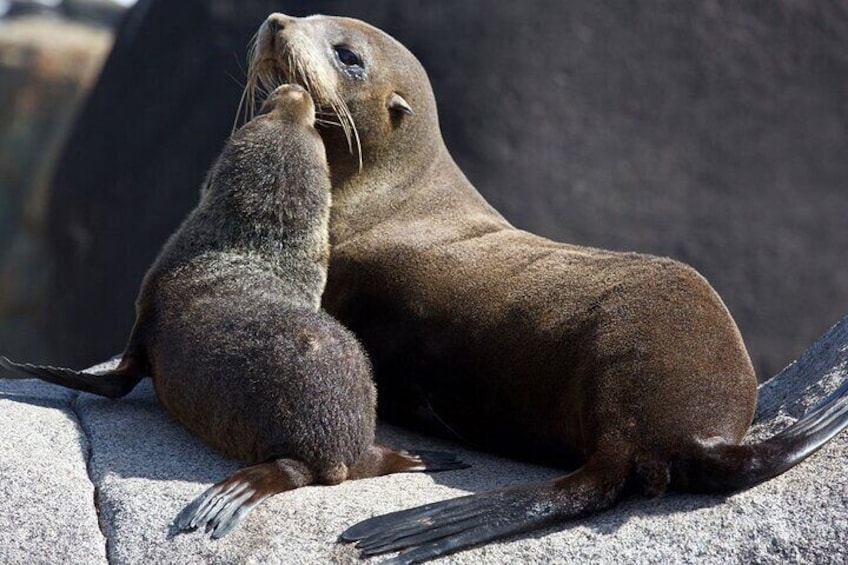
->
<box><xmin>251</xmin><ymin>13</ymin><xmax>848</xmax><ymax>562</ymax></box>
<box><xmin>0</xmin><ymin>84</ymin><xmax>465</xmax><ymax>539</ymax></box>
<box><xmin>135</xmin><ymin>84</ymin><xmax>371</xmax><ymax>474</ymax></box>
<box><xmin>252</xmin><ymin>11</ymin><xmax>755</xmax><ymax>482</ymax></box>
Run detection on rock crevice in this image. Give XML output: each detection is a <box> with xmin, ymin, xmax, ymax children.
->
<box><xmin>71</xmin><ymin>391</ymin><xmax>113</xmax><ymax>565</ymax></box>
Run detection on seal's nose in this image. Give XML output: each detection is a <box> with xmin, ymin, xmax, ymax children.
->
<box><xmin>266</xmin><ymin>13</ymin><xmax>294</xmax><ymax>34</ymax></box>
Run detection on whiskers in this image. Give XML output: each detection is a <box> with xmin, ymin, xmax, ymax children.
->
<box><xmin>241</xmin><ymin>36</ymin><xmax>363</xmax><ymax>170</ymax></box>
<box><xmin>315</xmin><ymin>112</ymin><xmax>344</xmax><ymax>128</ymax></box>
<box><xmin>232</xmin><ymin>31</ymin><xmax>262</xmax><ymax>131</ymax></box>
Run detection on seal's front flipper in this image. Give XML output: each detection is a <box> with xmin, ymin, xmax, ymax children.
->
<box><xmin>341</xmin><ymin>459</ymin><xmax>626</xmax><ymax>564</ymax></box>
<box><xmin>0</xmin><ymin>355</ymin><xmax>142</xmax><ymax>399</ymax></box>
<box><xmin>347</xmin><ymin>445</ymin><xmax>469</xmax><ymax>480</ymax></box>
<box><xmin>174</xmin><ymin>459</ymin><xmax>315</xmax><ymax>539</ymax></box>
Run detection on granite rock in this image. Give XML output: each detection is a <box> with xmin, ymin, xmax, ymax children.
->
<box><xmin>1</xmin><ymin>316</ymin><xmax>846</xmax><ymax>563</ymax></box>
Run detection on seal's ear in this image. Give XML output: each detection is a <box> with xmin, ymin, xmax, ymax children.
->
<box><xmin>388</xmin><ymin>92</ymin><xmax>414</xmax><ymax>116</ymax></box>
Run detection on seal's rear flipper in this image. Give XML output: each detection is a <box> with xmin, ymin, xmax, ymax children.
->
<box><xmin>173</xmin><ymin>447</ymin><xmax>470</xmax><ymax>540</ymax></box>
<box><xmin>174</xmin><ymin>459</ymin><xmax>315</xmax><ymax>539</ymax></box>
<box><xmin>676</xmin><ymin>378</ymin><xmax>848</xmax><ymax>493</ymax></box>
<box><xmin>341</xmin><ymin>459</ymin><xmax>626</xmax><ymax>564</ymax></box>
<box><xmin>348</xmin><ymin>445</ymin><xmax>469</xmax><ymax>479</ymax></box>
<box><xmin>396</xmin><ymin>450</ymin><xmax>470</xmax><ymax>473</ymax></box>
<box><xmin>0</xmin><ymin>355</ymin><xmax>142</xmax><ymax>399</ymax></box>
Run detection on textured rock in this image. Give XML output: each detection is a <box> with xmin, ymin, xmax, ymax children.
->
<box><xmin>1</xmin><ymin>315</ymin><xmax>846</xmax><ymax>563</ymax></box>
<box><xmin>0</xmin><ymin>380</ymin><xmax>107</xmax><ymax>565</ymax></box>
<box><xmin>36</xmin><ymin>0</ymin><xmax>848</xmax><ymax>381</ymax></box>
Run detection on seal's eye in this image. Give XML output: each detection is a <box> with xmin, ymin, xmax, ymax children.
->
<box><xmin>334</xmin><ymin>46</ymin><xmax>362</xmax><ymax>66</ymax></box>
<box><xmin>333</xmin><ymin>45</ymin><xmax>365</xmax><ymax>78</ymax></box>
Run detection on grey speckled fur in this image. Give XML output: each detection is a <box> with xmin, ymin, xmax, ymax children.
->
<box><xmin>135</xmin><ymin>86</ymin><xmax>376</xmax><ymax>474</ymax></box>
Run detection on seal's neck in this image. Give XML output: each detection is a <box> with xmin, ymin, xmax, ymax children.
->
<box><xmin>201</xmin><ymin>179</ymin><xmax>329</xmax><ymax>260</ymax></box>
<box><xmin>328</xmin><ymin>143</ymin><xmax>510</xmax><ymax>245</ymax></box>
<box><xmin>196</xmin><ymin>126</ymin><xmax>330</xmax><ymax>254</ymax></box>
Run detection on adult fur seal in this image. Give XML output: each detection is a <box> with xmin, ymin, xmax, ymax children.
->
<box><xmin>247</xmin><ymin>13</ymin><xmax>848</xmax><ymax>563</ymax></box>
<box><xmin>0</xmin><ymin>83</ymin><xmax>464</xmax><ymax>539</ymax></box>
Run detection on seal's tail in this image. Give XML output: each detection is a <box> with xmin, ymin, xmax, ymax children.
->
<box><xmin>673</xmin><ymin>378</ymin><xmax>848</xmax><ymax>493</ymax></box>
<box><xmin>340</xmin><ymin>456</ymin><xmax>628</xmax><ymax>564</ymax></box>
<box><xmin>0</xmin><ymin>355</ymin><xmax>142</xmax><ymax>398</ymax></box>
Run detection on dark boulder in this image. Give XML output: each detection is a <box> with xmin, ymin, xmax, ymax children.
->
<box><xmin>45</xmin><ymin>0</ymin><xmax>848</xmax><ymax>380</ymax></box>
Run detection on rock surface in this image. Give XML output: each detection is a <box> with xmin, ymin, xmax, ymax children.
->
<box><xmin>1</xmin><ymin>315</ymin><xmax>846</xmax><ymax>564</ymax></box>
<box><xmin>0</xmin><ymin>380</ymin><xmax>107</xmax><ymax>564</ymax></box>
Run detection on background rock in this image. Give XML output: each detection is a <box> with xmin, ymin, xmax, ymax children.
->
<box><xmin>2</xmin><ymin>1</ymin><xmax>126</xmax><ymax>27</ymax></box>
<box><xmin>0</xmin><ymin>15</ymin><xmax>112</xmax><ymax>361</ymax></box>
<box><xmin>18</xmin><ymin>0</ymin><xmax>844</xmax><ymax>380</ymax></box>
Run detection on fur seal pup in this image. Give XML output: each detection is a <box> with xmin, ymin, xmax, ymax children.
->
<box><xmin>0</xmin><ymin>83</ymin><xmax>464</xmax><ymax>539</ymax></box>
<box><xmin>248</xmin><ymin>13</ymin><xmax>848</xmax><ymax>563</ymax></box>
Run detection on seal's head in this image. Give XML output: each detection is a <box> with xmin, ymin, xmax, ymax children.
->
<box><xmin>199</xmin><ymin>82</ymin><xmax>328</xmax><ymax>230</ymax></box>
<box><xmin>249</xmin><ymin>13</ymin><xmax>441</xmax><ymax>181</ymax></box>
<box><xmin>257</xmin><ymin>83</ymin><xmax>316</xmax><ymax>127</ymax></box>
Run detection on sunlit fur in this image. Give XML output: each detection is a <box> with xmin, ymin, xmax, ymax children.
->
<box><xmin>239</xmin><ymin>13</ymin><xmax>848</xmax><ymax>565</ymax></box>
<box><xmin>246</xmin><ymin>18</ymin><xmax>362</xmax><ymax>169</ymax></box>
